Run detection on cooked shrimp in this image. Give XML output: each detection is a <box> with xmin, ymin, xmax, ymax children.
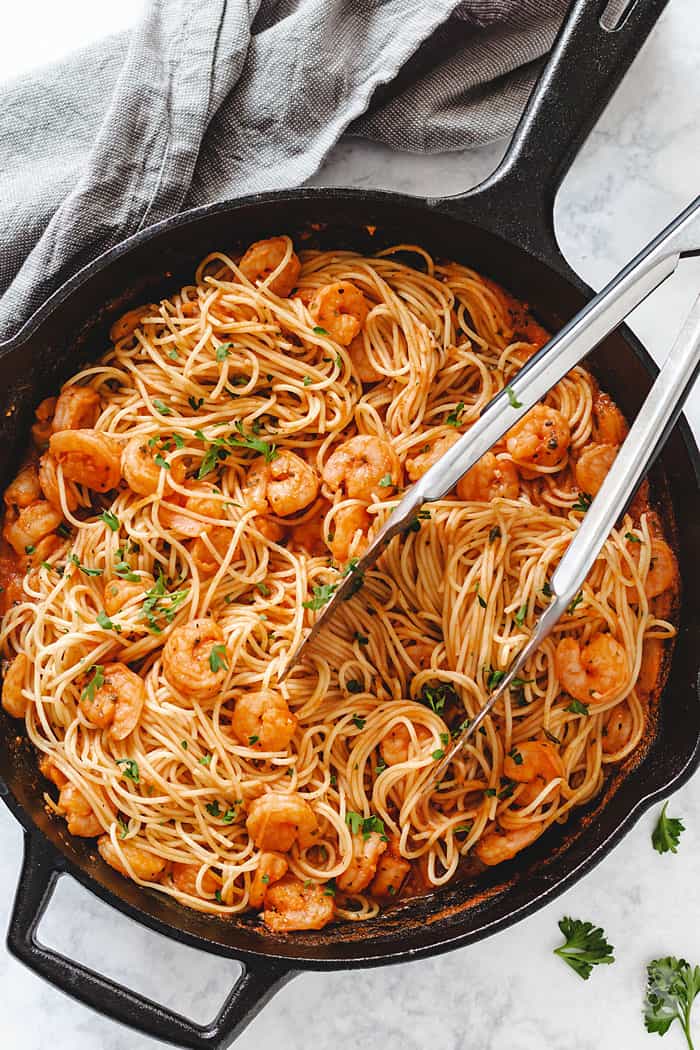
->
<box><xmin>230</xmin><ymin>690</ymin><xmax>297</xmax><ymax>752</ymax></box>
<box><xmin>171</xmin><ymin>862</ymin><xmax>220</xmax><ymax>898</ymax></box>
<box><xmin>3</xmin><ymin>500</ymin><xmax>62</xmax><ymax>556</ymax></box>
<box><xmin>246</xmin><ymin>792</ymin><xmax>319</xmax><ymax>852</ymax></box>
<box><xmin>348</xmin><ymin>334</ymin><xmax>382</xmax><ymax>383</ymax></box>
<box><xmin>79</xmin><ymin>662</ymin><xmax>145</xmax><ymax>740</ymax></box>
<box><xmin>327</xmin><ymin>504</ymin><xmax>370</xmax><ymax>563</ymax></box>
<box><xmin>593</xmin><ymin>390</ymin><xmax>628</xmax><ymax>445</ymax></box>
<box><xmin>602</xmin><ymin>702</ymin><xmax>635</xmax><ymax>754</ymax></box>
<box><xmin>160</xmin><ymin>486</ymin><xmax>222</xmax><ymax>537</ymax></box>
<box><xmin>39</xmin><ymin>753</ymin><xmax>68</xmax><ymax>789</ymax></box>
<box><xmin>52</xmin><ymin>386</ymin><xmax>101</xmax><ymax>433</ymax></box>
<box><xmin>252</xmin><ymin>517</ymin><xmax>287</xmax><ymax>544</ymax></box>
<box><xmin>189</xmin><ymin>526</ymin><xmax>237</xmax><ymax>574</ymax></box>
<box><xmin>404</xmin><ymin>432</ymin><xmax>460</xmax><ymax>482</ymax></box>
<box><xmin>239</xmin><ymin>237</ymin><xmax>301</xmax><ymax>298</ymax></box>
<box><xmin>103</xmin><ymin>575</ymin><xmax>154</xmax><ymax>616</ymax></box>
<box><xmin>574</xmin><ymin>442</ymin><xmax>618</xmax><ymax>497</ymax></box>
<box><xmin>506</xmin><ymin>404</ymin><xmax>570</xmax><ymax>470</ymax></box>
<box><xmin>370</xmin><ymin>835</ymin><xmax>411</xmax><ymax>898</ymax></box>
<box><xmin>57</xmin><ymin>783</ymin><xmax>102</xmax><ymax>837</ymax></box>
<box><xmin>289</xmin><ymin>501</ymin><xmax>330</xmax><ymax>556</ymax></box>
<box><xmin>336</xmin><ymin>831</ymin><xmax>387</xmax><ymax>893</ymax></box>
<box><xmin>474</xmin><ymin>823</ymin><xmax>544</xmax><ymax>866</ymax></box>
<box><xmin>504</xmin><ymin>740</ymin><xmax>564</xmax><ymax>807</ymax></box>
<box><xmin>98</xmin><ymin>835</ymin><xmax>167</xmax><ymax>881</ymax></box>
<box><xmin>162</xmin><ymin>618</ymin><xmax>230</xmax><ymax>701</ymax></box>
<box><xmin>310</xmin><ymin>281</ymin><xmax>369</xmax><ymax>346</ymax></box>
<box><xmin>457</xmin><ymin>452</ymin><xmax>520</xmax><ymax>502</ymax></box>
<box><xmin>38</xmin><ymin>452</ymin><xmax>79</xmax><ymax>511</ymax></box>
<box><xmin>1</xmin><ymin>652</ymin><xmax>29</xmax><ymax>718</ymax></box>
<box><xmin>249</xmin><ymin>852</ymin><xmax>289</xmax><ymax>909</ymax></box>
<box><xmin>554</xmin><ymin>633</ymin><xmax>628</xmax><ymax>703</ymax></box>
<box><xmin>323</xmin><ymin>435</ymin><xmax>400</xmax><ymax>501</ymax></box>
<box><xmin>245</xmin><ymin>451</ymin><xmax>319</xmax><ymax>517</ymax></box>
<box><xmin>630</xmin><ymin>536</ymin><xmax>677</xmax><ymax>599</ymax></box>
<box><xmin>262</xmin><ymin>874</ymin><xmax>335</xmax><ymax>932</ymax></box>
<box><xmin>4</xmin><ymin>464</ymin><xmax>41</xmax><ymax>511</ymax></box>
<box><xmin>32</xmin><ymin>397</ymin><xmax>57</xmax><ymax>447</ymax></box>
<box><xmin>380</xmin><ymin>722</ymin><xmax>431</xmax><ymax>766</ymax></box>
<box><xmin>109</xmin><ymin>303</ymin><xmax>158</xmax><ymax>344</ymax></box>
<box><xmin>121</xmin><ymin>435</ymin><xmax>185</xmax><ymax>496</ymax></box>
<box><xmin>50</xmin><ymin>429</ymin><xmax>122</xmax><ymax>492</ymax></box>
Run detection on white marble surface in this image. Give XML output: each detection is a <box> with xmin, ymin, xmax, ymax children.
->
<box><xmin>1</xmin><ymin>2</ymin><xmax>700</xmax><ymax>1049</ymax></box>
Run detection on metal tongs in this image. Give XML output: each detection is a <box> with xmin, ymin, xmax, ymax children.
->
<box><xmin>282</xmin><ymin>198</ymin><xmax>700</xmax><ymax>776</ymax></box>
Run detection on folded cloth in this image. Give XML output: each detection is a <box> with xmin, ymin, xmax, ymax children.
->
<box><xmin>0</xmin><ymin>0</ymin><xmax>569</xmax><ymax>342</ymax></box>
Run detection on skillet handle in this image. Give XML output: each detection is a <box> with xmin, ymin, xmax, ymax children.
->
<box><xmin>7</xmin><ymin>832</ymin><xmax>292</xmax><ymax>1050</ymax></box>
<box><xmin>445</xmin><ymin>0</ymin><xmax>671</xmax><ymax>263</ymax></box>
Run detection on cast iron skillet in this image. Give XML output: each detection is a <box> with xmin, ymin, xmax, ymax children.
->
<box><xmin>1</xmin><ymin>2</ymin><xmax>699</xmax><ymax>1047</ymax></box>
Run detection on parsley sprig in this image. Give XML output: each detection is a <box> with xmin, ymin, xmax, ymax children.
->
<box><xmin>196</xmin><ymin>421</ymin><xmax>277</xmax><ymax>479</ymax></box>
<box><xmin>553</xmin><ymin>917</ymin><xmax>615</xmax><ymax>980</ymax></box>
<box><xmin>302</xmin><ymin>581</ymin><xmax>338</xmax><ymax>611</ymax></box>
<box><xmin>346</xmin><ymin>811</ymin><xmax>387</xmax><ymax>841</ymax></box>
<box><xmin>645</xmin><ymin>957</ymin><xmax>700</xmax><ymax>1049</ymax></box>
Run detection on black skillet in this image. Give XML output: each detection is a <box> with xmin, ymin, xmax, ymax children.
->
<box><xmin>1</xmin><ymin>1</ymin><xmax>699</xmax><ymax>1047</ymax></box>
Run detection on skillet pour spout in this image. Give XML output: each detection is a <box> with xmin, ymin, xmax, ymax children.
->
<box><xmin>1</xmin><ymin>2</ymin><xmax>699</xmax><ymax>1048</ymax></box>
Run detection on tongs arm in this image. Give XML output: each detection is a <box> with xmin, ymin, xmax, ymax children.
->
<box><xmin>434</xmin><ymin>289</ymin><xmax>700</xmax><ymax>780</ymax></box>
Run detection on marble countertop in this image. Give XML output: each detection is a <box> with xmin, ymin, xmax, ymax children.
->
<box><xmin>1</xmin><ymin>2</ymin><xmax>699</xmax><ymax>1049</ymax></box>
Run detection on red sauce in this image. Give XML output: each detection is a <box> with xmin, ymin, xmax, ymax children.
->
<box><xmin>0</xmin><ymin>534</ymin><xmax>25</xmax><ymax>615</ymax></box>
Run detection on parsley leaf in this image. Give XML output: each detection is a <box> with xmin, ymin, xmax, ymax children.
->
<box><xmin>446</xmin><ymin>401</ymin><xmax>465</xmax><ymax>427</ymax></box>
<box><xmin>229</xmin><ymin>420</ymin><xmax>277</xmax><ymax>462</ymax></box>
<box><xmin>567</xmin><ymin>590</ymin><xmax>584</xmax><ymax>614</ymax></box>
<box><xmin>345</xmin><ymin>812</ymin><xmax>386</xmax><ymax>840</ymax></box>
<box><xmin>69</xmin><ymin>553</ymin><xmax>103</xmax><ymax>577</ymax></box>
<box><xmin>489</xmin><ymin>525</ymin><xmax>502</xmax><ymax>542</ymax></box>
<box><xmin>302</xmin><ymin>581</ymin><xmax>338</xmax><ymax>611</ymax></box>
<box><xmin>209</xmin><ymin>644</ymin><xmax>229</xmax><ymax>673</ymax></box>
<box><xmin>216</xmin><ymin>343</ymin><xmax>232</xmax><ymax>362</ymax></box>
<box><xmin>419</xmin><ymin>680</ymin><xmax>458</xmax><ymax>716</ymax></box>
<box><xmin>566</xmin><ymin>699</ymin><xmax>590</xmax><ymax>716</ymax></box>
<box><xmin>313</xmin><ymin>326</ymin><xmax>329</xmax><ymax>336</ymax></box>
<box><xmin>188</xmin><ymin>396</ymin><xmax>204</xmax><ymax>412</ymax></box>
<box><xmin>505</xmin><ymin>385</ymin><xmax>522</xmax><ymax>408</ymax></box>
<box><xmin>141</xmin><ymin>572</ymin><xmax>190</xmax><ymax>633</ymax></box>
<box><xmin>153</xmin><ymin>399</ymin><xmax>172</xmax><ymax>416</ymax></box>
<box><xmin>652</xmin><ymin>801</ymin><xmax>685</xmax><ymax>855</ymax></box>
<box><xmin>96</xmin><ymin>610</ymin><xmax>120</xmax><ymax>633</ymax></box>
<box><xmin>81</xmin><ymin>665</ymin><xmax>104</xmax><ymax>702</ymax></box>
<box><xmin>514</xmin><ymin>603</ymin><xmax>528</xmax><ymax>626</ymax></box>
<box><xmin>347</xmin><ymin>681</ymin><xmax>363</xmax><ymax>695</ymax></box>
<box><xmin>153</xmin><ymin>453</ymin><xmax>170</xmax><ymax>471</ymax></box>
<box><xmin>100</xmin><ymin>510</ymin><xmax>120</xmax><ymax>532</ymax></box>
<box><xmin>572</xmin><ymin>491</ymin><xmax>592</xmax><ymax>513</ymax></box>
<box><xmin>116</xmin><ymin>758</ymin><xmax>140</xmax><ymax>784</ymax></box>
<box><xmin>351</xmin><ymin>713</ymin><xmax>365</xmax><ymax>728</ymax></box>
<box><xmin>625</xmin><ymin>531</ymin><xmax>642</xmax><ymax>544</ymax></box>
<box><xmin>485</xmin><ymin>666</ymin><xmax>505</xmax><ymax>690</ymax></box>
<box><xmin>644</xmin><ymin>956</ymin><xmax>700</xmax><ymax>1047</ymax></box>
<box><xmin>554</xmin><ymin>917</ymin><xmax>615</xmax><ymax>980</ymax></box>
<box><xmin>378</xmin><ymin>473</ymin><xmax>393</xmax><ymax>488</ymax></box>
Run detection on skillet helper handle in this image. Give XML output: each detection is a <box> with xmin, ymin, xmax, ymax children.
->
<box><xmin>7</xmin><ymin>832</ymin><xmax>292</xmax><ymax>1050</ymax></box>
<box><xmin>452</xmin><ymin>0</ymin><xmax>671</xmax><ymax>256</ymax></box>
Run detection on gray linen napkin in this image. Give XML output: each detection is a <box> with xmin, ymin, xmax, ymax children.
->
<box><xmin>0</xmin><ymin>0</ymin><xmax>569</xmax><ymax>342</ymax></box>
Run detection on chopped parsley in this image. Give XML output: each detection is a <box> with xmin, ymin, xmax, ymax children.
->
<box><xmin>347</xmin><ymin>681</ymin><xmax>363</xmax><ymax>695</ymax></box>
<box><xmin>474</xmin><ymin>582</ymin><xmax>487</xmax><ymax>608</ymax></box>
<box><xmin>248</xmin><ymin>735</ymin><xmax>260</xmax><ymax>746</ymax></box>
<box><xmin>216</xmin><ymin>343</ymin><xmax>232</xmax><ymax>362</ymax></box>
<box><xmin>489</xmin><ymin>526</ymin><xmax>502</xmax><ymax>542</ymax></box>
<box><xmin>116</xmin><ymin>758</ymin><xmax>140</xmax><ymax>784</ymax></box>
<box><xmin>351</xmin><ymin>713</ymin><xmax>365</xmax><ymax>729</ymax></box>
<box><xmin>209</xmin><ymin>644</ymin><xmax>229</xmax><ymax>673</ymax></box>
<box><xmin>96</xmin><ymin>610</ymin><xmax>121</xmax><ymax>633</ymax></box>
<box><xmin>153</xmin><ymin>453</ymin><xmax>170</xmax><ymax>470</ymax></box>
<box><xmin>302</xmin><ymin>581</ymin><xmax>338</xmax><ymax>611</ymax></box>
<box><xmin>81</xmin><ymin>665</ymin><xmax>104</xmax><ymax>703</ymax></box>
<box><xmin>141</xmin><ymin>573</ymin><xmax>190</xmax><ymax>633</ymax></box>
<box><xmin>188</xmin><ymin>396</ymin><xmax>204</xmax><ymax>412</ymax></box>
<box><xmin>514</xmin><ymin>603</ymin><xmax>528</xmax><ymax>626</ymax></box>
<box><xmin>378</xmin><ymin>473</ymin><xmax>393</xmax><ymax>488</ymax></box>
<box><xmin>199</xmin><ymin>754</ymin><xmax>212</xmax><ymax>767</ymax></box>
<box><xmin>354</xmin><ymin>631</ymin><xmax>369</xmax><ymax>646</ymax></box>
<box><xmin>566</xmin><ymin>699</ymin><xmax>589</xmax><ymax>716</ymax></box>
<box><xmin>346</xmin><ymin>812</ymin><xmax>387</xmax><ymax>840</ymax></box>
<box><xmin>24</xmin><ymin>544</ymin><xmax>35</xmax><ymax>554</ymax></box>
<box><xmin>572</xmin><ymin>491</ymin><xmax>592</xmax><ymax>513</ymax></box>
<box><xmin>419</xmin><ymin>680</ymin><xmax>458</xmax><ymax>716</ymax></box>
<box><xmin>100</xmin><ymin>510</ymin><xmax>120</xmax><ymax>532</ymax></box>
<box><xmin>625</xmin><ymin>531</ymin><xmax>642</xmax><ymax>544</ymax></box>
<box><xmin>313</xmin><ymin>326</ymin><xmax>329</xmax><ymax>336</ymax></box>
<box><xmin>508</xmin><ymin>747</ymin><xmax>523</xmax><ymax>765</ymax></box>
<box><xmin>505</xmin><ymin>385</ymin><xmax>522</xmax><ymax>408</ymax></box>
<box><xmin>485</xmin><ymin>666</ymin><xmax>506</xmax><ymax>690</ymax></box>
<box><xmin>567</xmin><ymin>590</ymin><xmax>584</xmax><ymax>614</ymax></box>
<box><xmin>303</xmin><ymin>375</ymin><xmax>312</xmax><ymax>386</ymax></box>
<box><xmin>153</xmin><ymin>398</ymin><xmax>172</xmax><ymax>416</ymax></box>
<box><xmin>69</xmin><ymin>553</ymin><xmax>103</xmax><ymax>577</ymax></box>
<box><xmin>446</xmin><ymin>401</ymin><xmax>465</xmax><ymax>427</ymax></box>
